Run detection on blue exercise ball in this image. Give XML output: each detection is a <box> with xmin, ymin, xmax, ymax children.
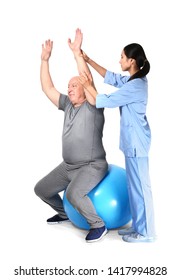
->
<box><xmin>63</xmin><ymin>164</ymin><xmax>131</xmax><ymax>230</ymax></box>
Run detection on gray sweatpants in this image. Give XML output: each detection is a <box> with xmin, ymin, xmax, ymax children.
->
<box><xmin>34</xmin><ymin>160</ymin><xmax>108</xmax><ymax>228</ymax></box>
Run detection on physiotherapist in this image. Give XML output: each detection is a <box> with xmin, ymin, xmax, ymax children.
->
<box><xmin>69</xmin><ymin>28</ymin><xmax>156</xmax><ymax>243</ymax></box>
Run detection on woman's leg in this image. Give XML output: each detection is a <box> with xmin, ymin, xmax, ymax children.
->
<box><xmin>125</xmin><ymin>156</ymin><xmax>155</xmax><ymax>237</ymax></box>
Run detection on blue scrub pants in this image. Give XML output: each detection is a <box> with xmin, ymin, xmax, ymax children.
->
<box><xmin>125</xmin><ymin>156</ymin><xmax>155</xmax><ymax>237</ymax></box>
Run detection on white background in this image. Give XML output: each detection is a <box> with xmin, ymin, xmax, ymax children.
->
<box><xmin>1</xmin><ymin>0</ymin><xmax>180</xmax><ymax>279</ymax></box>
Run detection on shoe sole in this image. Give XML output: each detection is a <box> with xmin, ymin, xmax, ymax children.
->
<box><xmin>47</xmin><ymin>220</ymin><xmax>70</xmax><ymax>225</ymax></box>
<box><xmin>86</xmin><ymin>229</ymin><xmax>108</xmax><ymax>243</ymax></box>
<box><xmin>122</xmin><ymin>236</ymin><xmax>155</xmax><ymax>243</ymax></box>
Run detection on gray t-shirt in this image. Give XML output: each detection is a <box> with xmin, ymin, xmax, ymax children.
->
<box><xmin>59</xmin><ymin>94</ymin><xmax>106</xmax><ymax>164</ymax></box>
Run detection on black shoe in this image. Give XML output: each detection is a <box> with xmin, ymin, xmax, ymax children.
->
<box><xmin>47</xmin><ymin>214</ymin><xmax>69</xmax><ymax>224</ymax></box>
<box><xmin>85</xmin><ymin>226</ymin><xmax>108</xmax><ymax>242</ymax></box>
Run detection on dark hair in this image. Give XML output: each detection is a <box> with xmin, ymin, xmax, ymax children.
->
<box><xmin>123</xmin><ymin>43</ymin><xmax>150</xmax><ymax>81</ymax></box>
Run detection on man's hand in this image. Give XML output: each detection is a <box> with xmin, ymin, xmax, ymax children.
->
<box><xmin>68</xmin><ymin>28</ymin><xmax>82</xmax><ymax>56</ymax></box>
<box><xmin>41</xmin><ymin>40</ymin><xmax>53</xmax><ymax>61</ymax></box>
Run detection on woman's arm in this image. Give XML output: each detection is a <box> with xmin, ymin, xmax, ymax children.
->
<box><xmin>81</xmin><ymin>50</ymin><xmax>107</xmax><ymax>78</ymax></box>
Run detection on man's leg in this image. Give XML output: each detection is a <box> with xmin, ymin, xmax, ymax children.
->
<box><xmin>34</xmin><ymin>161</ymin><xmax>69</xmax><ymax>219</ymax></box>
<box><xmin>66</xmin><ymin>161</ymin><xmax>108</xmax><ymax>229</ymax></box>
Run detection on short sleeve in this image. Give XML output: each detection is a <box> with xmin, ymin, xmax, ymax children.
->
<box><xmin>58</xmin><ymin>94</ymin><xmax>70</xmax><ymax>111</ymax></box>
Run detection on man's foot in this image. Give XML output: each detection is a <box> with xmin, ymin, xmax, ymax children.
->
<box><xmin>85</xmin><ymin>226</ymin><xmax>107</xmax><ymax>243</ymax></box>
<box><xmin>47</xmin><ymin>214</ymin><xmax>69</xmax><ymax>225</ymax></box>
<box><xmin>122</xmin><ymin>233</ymin><xmax>155</xmax><ymax>243</ymax></box>
<box><xmin>118</xmin><ymin>226</ymin><xmax>135</xmax><ymax>235</ymax></box>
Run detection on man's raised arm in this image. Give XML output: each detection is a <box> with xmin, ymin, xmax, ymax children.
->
<box><xmin>40</xmin><ymin>40</ymin><xmax>61</xmax><ymax>107</ymax></box>
<box><xmin>68</xmin><ymin>28</ymin><xmax>97</xmax><ymax>105</ymax></box>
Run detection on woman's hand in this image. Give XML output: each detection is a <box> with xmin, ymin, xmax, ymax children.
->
<box><xmin>81</xmin><ymin>50</ymin><xmax>90</xmax><ymax>63</ymax></box>
<box><xmin>78</xmin><ymin>72</ymin><xmax>92</xmax><ymax>89</ymax></box>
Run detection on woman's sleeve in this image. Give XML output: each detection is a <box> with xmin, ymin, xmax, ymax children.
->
<box><xmin>104</xmin><ymin>70</ymin><xmax>129</xmax><ymax>87</ymax></box>
<box><xmin>96</xmin><ymin>80</ymin><xmax>145</xmax><ymax>108</ymax></box>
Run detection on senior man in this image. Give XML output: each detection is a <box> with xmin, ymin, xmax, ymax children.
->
<box><xmin>34</xmin><ymin>39</ymin><xmax>108</xmax><ymax>242</ymax></box>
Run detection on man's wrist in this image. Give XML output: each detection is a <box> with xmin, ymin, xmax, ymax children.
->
<box><xmin>73</xmin><ymin>50</ymin><xmax>82</xmax><ymax>57</ymax></box>
<box><xmin>41</xmin><ymin>58</ymin><xmax>49</xmax><ymax>62</ymax></box>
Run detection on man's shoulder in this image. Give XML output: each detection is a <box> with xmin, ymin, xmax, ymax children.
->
<box><xmin>84</xmin><ymin>101</ymin><xmax>104</xmax><ymax>114</ymax></box>
<box><xmin>59</xmin><ymin>94</ymin><xmax>71</xmax><ymax>111</ymax></box>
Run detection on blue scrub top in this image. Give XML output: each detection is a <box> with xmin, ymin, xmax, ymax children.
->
<box><xmin>96</xmin><ymin>70</ymin><xmax>151</xmax><ymax>157</ymax></box>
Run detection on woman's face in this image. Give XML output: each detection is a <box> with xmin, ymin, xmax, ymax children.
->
<box><xmin>119</xmin><ymin>50</ymin><xmax>132</xmax><ymax>72</ymax></box>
